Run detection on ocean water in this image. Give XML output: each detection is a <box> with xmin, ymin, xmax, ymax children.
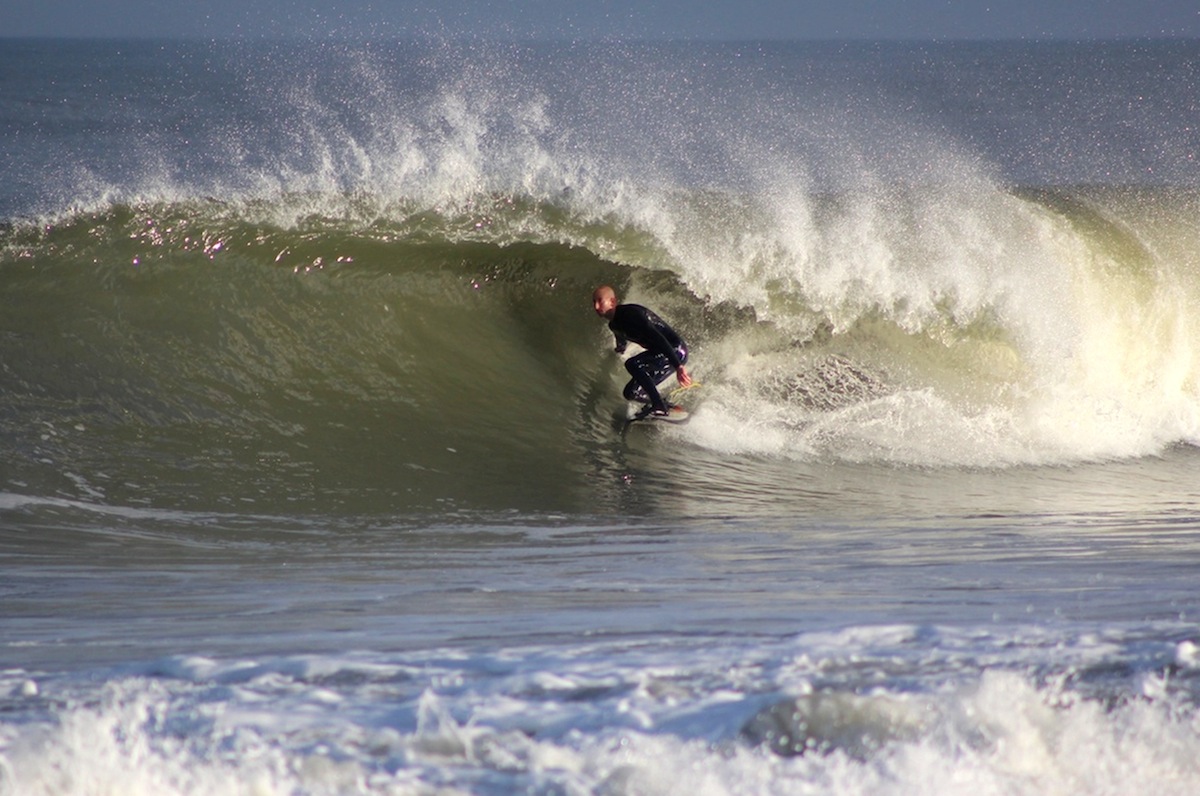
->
<box><xmin>2</xmin><ymin>37</ymin><xmax>1200</xmax><ymax>794</ymax></box>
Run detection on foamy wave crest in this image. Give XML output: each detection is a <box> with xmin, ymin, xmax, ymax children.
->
<box><xmin>668</xmin><ymin>184</ymin><xmax>1200</xmax><ymax>466</ymax></box>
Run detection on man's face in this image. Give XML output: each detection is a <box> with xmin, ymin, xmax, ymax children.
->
<box><xmin>593</xmin><ymin>289</ymin><xmax>617</xmax><ymax>319</ymax></box>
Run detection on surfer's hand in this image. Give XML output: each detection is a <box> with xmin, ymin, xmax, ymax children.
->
<box><xmin>677</xmin><ymin>366</ymin><xmax>693</xmax><ymax>388</ymax></box>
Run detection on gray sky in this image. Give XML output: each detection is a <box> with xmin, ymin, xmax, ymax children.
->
<box><xmin>4</xmin><ymin>0</ymin><xmax>1199</xmax><ymax>40</ymax></box>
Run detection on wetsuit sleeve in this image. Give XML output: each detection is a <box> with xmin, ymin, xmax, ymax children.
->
<box><xmin>613</xmin><ymin>330</ymin><xmax>628</xmax><ymax>354</ymax></box>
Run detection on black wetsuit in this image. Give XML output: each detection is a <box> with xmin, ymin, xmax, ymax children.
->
<box><xmin>608</xmin><ymin>303</ymin><xmax>688</xmax><ymax>412</ymax></box>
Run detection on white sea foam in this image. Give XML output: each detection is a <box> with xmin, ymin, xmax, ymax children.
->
<box><xmin>663</xmin><ymin>181</ymin><xmax>1200</xmax><ymax>467</ymax></box>
<box><xmin>2</xmin><ymin>630</ymin><xmax>1197</xmax><ymax>796</ymax></box>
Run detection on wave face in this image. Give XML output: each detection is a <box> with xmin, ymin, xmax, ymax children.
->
<box><xmin>3</xmin><ymin>40</ymin><xmax>1200</xmax><ymax>514</ymax></box>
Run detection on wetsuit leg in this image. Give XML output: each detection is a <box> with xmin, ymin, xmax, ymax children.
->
<box><xmin>623</xmin><ymin>352</ymin><xmax>667</xmax><ymax>409</ymax></box>
<box><xmin>623</xmin><ymin>345</ymin><xmax>687</xmax><ymax>411</ymax></box>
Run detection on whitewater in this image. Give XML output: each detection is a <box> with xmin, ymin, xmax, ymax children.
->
<box><xmin>2</xmin><ymin>37</ymin><xmax>1200</xmax><ymax>795</ymax></box>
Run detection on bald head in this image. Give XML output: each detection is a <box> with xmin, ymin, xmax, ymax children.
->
<box><xmin>593</xmin><ymin>285</ymin><xmax>618</xmax><ymax>319</ymax></box>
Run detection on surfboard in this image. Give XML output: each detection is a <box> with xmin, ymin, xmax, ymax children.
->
<box><xmin>628</xmin><ymin>404</ymin><xmax>690</xmax><ymax>424</ymax></box>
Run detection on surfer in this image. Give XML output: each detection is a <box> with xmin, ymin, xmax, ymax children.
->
<box><xmin>592</xmin><ymin>285</ymin><xmax>692</xmax><ymax>417</ymax></box>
